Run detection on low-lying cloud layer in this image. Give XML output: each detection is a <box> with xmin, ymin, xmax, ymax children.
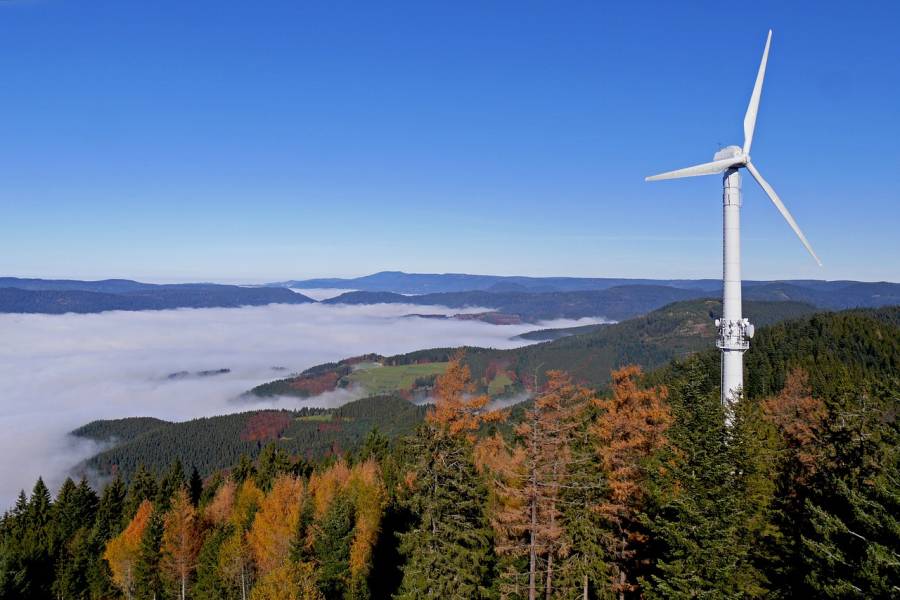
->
<box><xmin>0</xmin><ymin>299</ymin><xmax>604</xmax><ymax>508</ymax></box>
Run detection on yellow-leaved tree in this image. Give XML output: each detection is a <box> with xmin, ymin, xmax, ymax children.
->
<box><xmin>103</xmin><ymin>499</ymin><xmax>153</xmax><ymax>600</ymax></box>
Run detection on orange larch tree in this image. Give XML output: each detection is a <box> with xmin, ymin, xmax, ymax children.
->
<box><xmin>161</xmin><ymin>487</ymin><xmax>202</xmax><ymax>600</ymax></box>
<box><xmin>478</xmin><ymin>370</ymin><xmax>593</xmax><ymax>600</ymax></box>
<box><xmin>103</xmin><ymin>499</ymin><xmax>153</xmax><ymax>600</ymax></box>
<box><xmin>591</xmin><ymin>365</ymin><xmax>671</xmax><ymax>599</ymax></box>
<box><xmin>246</xmin><ymin>474</ymin><xmax>304</xmax><ymax>576</ymax></box>
<box><xmin>427</xmin><ymin>353</ymin><xmax>503</xmax><ymax>439</ymax></box>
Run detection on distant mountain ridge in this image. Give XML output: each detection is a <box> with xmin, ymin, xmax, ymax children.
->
<box><xmin>273</xmin><ymin>270</ymin><xmax>893</xmax><ymax>295</ymax></box>
<box><xmin>2</xmin><ymin>273</ymin><xmax>898</xmax><ymax>316</ymax></box>
<box><xmin>0</xmin><ymin>279</ymin><xmax>313</xmax><ymax>314</ymax></box>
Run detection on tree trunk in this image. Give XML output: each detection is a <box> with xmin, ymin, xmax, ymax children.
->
<box><xmin>240</xmin><ymin>563</ymin><xmax>247</xmax><ymax>600</ymax></box>
<box><xmin>545</xmin><ymin>553</ymin><xmax>553</xmax><ymax>600</ymax></box>
<box><xmin>583</xmin><ymin>573</ymin><xmax>588</xmax><ymax>600</ymax></box>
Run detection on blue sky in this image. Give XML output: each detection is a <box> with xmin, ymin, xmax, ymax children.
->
<box><xmin>1</xmin><ymin>1</ymin><xmax>897</xmax><ymax>283</ymax></box>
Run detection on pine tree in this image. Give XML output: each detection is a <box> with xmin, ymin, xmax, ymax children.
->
<box><xmin>233</xmin><ymin>454</ymin><xmax>256</xmax><ymax>484</ymax></box>
<box><xmin>255</xmin><ymin>444</ymin><xmax>293</xmax><ymax>492</ymax></box>
<box><xmin>193</xmin><ymin>526</ymin><xmax>231</xmax><ymax>600</ymax></box>
<box><xmin>157</xmin><ymin>460</ymin><xmax>187</xmax><ymax>512</ymax></box>
<box><xmin>642</xmin><ymin>360</ymin><xmax>770</xmax><ymax>598</ymax></box>
<box><xmin>189</xmin><ymin>466</ymin><xmax>204</xmax><ymax>507</ymax></box>
<box><xmin>395</xmin><ymin>356</ymin><xmax>498</xmax><ymax>599</ymax></box>
<box><xmin>125</xmin><ymin>466</ymin><xmax>158</xmax><ymax>523</ymax></box>
<box><xmin>313</xmin><ymin>492</ymin><xmax>356</xmax><ymax>598</ymax></box>
<box><xmin>51</xmin><ymin>477</ymin><xmax>99</xmax><ymax>599</ymax></box>
<box><xmin>134</xmin><ymin>507</ymin><xmax>165</xmax><ymax>600</ymax></box>
<box><xmin>89</xmin><ymin>476</ymin><xmax>127</xmax><ymax>598</ymax></box>
<box><xmin>800</xmin><ymin>384</ymin><xmax>900</xmax><ymax>597</ymax></box>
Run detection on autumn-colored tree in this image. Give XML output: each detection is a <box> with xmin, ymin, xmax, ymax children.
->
<box><xmin>591</xmin><ymin>366</ymin><xmax>671</xmax><ymax>598</ymax></box>
<box><xmin>103</xmin><ymin>499</ymin><xmax>153</xmax><ymax>600</ymax></box>
<box><xmin>304</xmin><ymin>458</ymin><xmax>387</xmax><ymax>597</ymax></box>
<box><xmin>762</xmin><ymin>368</ymin><xmax>827</xmax><ymax>484</ymax></box>
<box><xmin>477</xmin><ymin>370</ymin><xmax>593</xmax><ymax>599</ymax></box>
<box><xmin>205</xmin><ymin>477</ymin><xmax>237</xmax><ymax>526</ymax></box>
<box><xmin>161</xmin><ymin>488</ymin><xmax>203</xmax><ymax>600</ymax></box>
<box><xmin>246</xmin><ymin>474</ymin><xmax>304</xmax><ymax>576</ymax></box>
<box><xmin>217</xmin><ymin>480</ymin><xmax>264</xmax><ymax>600</ymax></box>
<box><xmin>250</xmin><ymin>562</ymin><xmax>323</xmax><ymax>600</ymax></box>
<box><xmin>427</xmin><ymin>353</ymin><xmax>503</xmax><ymax>439</ymax></box>
<box><xmin>218</xmin><ymin>529</ymin><xmax>254</xmax><ymax>600</ymax></box>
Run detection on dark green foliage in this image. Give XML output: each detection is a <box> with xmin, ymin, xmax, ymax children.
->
<box><xmin>255</xmin><ymin>444</ymin><xmax>293</xmax><ymax>491</ymax></box>
<box><xmin>799</xmin><ymin>384</ymin><xmax>900</xmax><ymax>598</ymax></box>
<box><xmin>124</xmin><ymin>465</ymin><xmax>157</xmax><ymax>522</ymax></box>
<box><xmin>156</xmin><ymin>460</ymin><xmax>186</xmax><ymax>512</ymax></box>
<box><xmin>642</xmin><ymin>361</ymin><xmax>770</xmax><ymax>598</ymax></box>
<box><xmin>396</xmin><ymin>427</ymin><xmax>497</xmax><ymax>599</ymax></box>
<box><xmin>464</xmin><ymin>299</ymin><xmax>817</xmax><ymax>392</ymax></box>
<box><xmin>193</xmin><ymin>526</ymin><xmax>232</xmax><ymax>600</ymax></box>
<box><xmin>134</xmin><ymin>508</ymin><xmax>165</xmax><ymax>600</ymax></box>
<box><xmin>189</xmin><ymin>466</ymin><xmax>204</xmax><ymax>507</ymax></box>
<box><xmin>73</xmin><ymin>396</ymin><xmax>427</xmax><ymax>482</ymax></box>
<box><xmin>314</xmin><ymin>493</ymin><xmax>356</xmax><ymax>599</ymax></box>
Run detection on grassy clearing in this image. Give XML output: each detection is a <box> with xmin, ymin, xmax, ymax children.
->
<box><xmin>346</xmin><ymin>362</ymin><xmax>449</xmax><ymax>395</ymax></box>
<box><xmin>487</xmin><ymin>373</ymin><xmax>514</xmax><ymax>396</ymax></box>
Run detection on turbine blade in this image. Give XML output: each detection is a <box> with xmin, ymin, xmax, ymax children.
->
<box><xmin>745</xmin><ymin>161</ymin><xmax>822</xmax><ymax>266</ymax></box>
<box><xmin>645</xmin><ymin>156</ymin><xmax>743</xmax><ymax>181</ymax></box>
<box><xmin>743</xmin><ymin>30</ymin><xmax>772</xmax><ymax>155</ymax></box>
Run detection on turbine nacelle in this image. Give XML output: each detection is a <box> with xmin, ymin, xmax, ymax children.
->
<box><xmin>714</xmin><ymin>145</ymin><xmax>744</xmax><ymax>163</ymax></box>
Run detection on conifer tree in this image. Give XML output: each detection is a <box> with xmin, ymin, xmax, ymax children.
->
<box><xmin>313</xmin><ymin>492</ymin><xmax>356</xmax><ymax>598</ymax></box>
<box><xmin>192</xmin><ymin>526</ymin><xmax>230</xmax><ymax>600</ymax></box>
<box><xmin>395</xmin><ymin>355</ymin><xmax>498</xmax><ymax>599</ymax></box>
<box><xmin>134</xmin><ymin>507</ymin><xmax>164</xmax><ymax>600</ymax></box>
<box><xmin>104</xmin><ymin>499</ymin><xmax>153</xmax><ymax>600</ymax></box>
<box><xmin>189</xmin><ymin>466</ymin><xmax>204</xmax><ymax>507</ymax></box>
<box><xmin>161</xmin><ymin>488</ymin><xmax>203</xmax><ymax>600</ymax></box>
<box><xmin>591</xmin><ymin>366</ymin><xmax>671</xmax><ymax>598</ymax></box>
<box><xmin>642</xmin><ymin>360</ymin><xmax>770</xmax><ymax>598</ymax></box>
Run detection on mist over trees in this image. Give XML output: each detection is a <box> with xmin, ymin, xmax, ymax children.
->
<box><xmin>1</xmin><ymin>309</ymin><xmax>898</xmax><ymax>599</ymax></box>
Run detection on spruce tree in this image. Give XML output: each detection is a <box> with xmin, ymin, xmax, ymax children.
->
<box><xmin>134</xmin><ymin>508</ymin><xmax>165</xmax><ymax>600</ymax></box>
<box><xmin>395</xmin><ymin>357</ymin><xmax>498</xmax><ymax>599</ymax></box>
<box><xmin>642</xmin><ymin>361</ymin><xmax>769</xmax><ymax>598</ymax></box>
<box><xmin>314</xmin><ymin>492</ymin><xmax>357</xmax><ymax>598</ymax></box>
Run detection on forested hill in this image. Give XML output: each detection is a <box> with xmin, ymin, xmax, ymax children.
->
<box><xmin>72</xmin><ymin>396</ymin><xmax>426</xmax><ymax>483</ymax></box>
<box><xmin>323</xmin><ymin>281</ymin><xmax>900</xmax><ymax>322</ymax></box>
<box><xmin>462</xmin><ymin>299</ymin><xmax>822</xmax><ymax>390</ymax></box>
<box><xmin>325</xmin><ymin>286</ymin><xmax>712</xmax><ymax>322</ymax></box>
<box><xmin>0</xmin><ymin>282</ymin><xmax>313</xmax><ymax>314</ymax></box>
<box><xmin>245</xmin><ymin>300</ymin><xmax>819</xmax><ymax>402</ymax></box>
<box><xmin>7</xmin><ymin>303</ymin><xmax>896</xmax><ymax>599</ymax></box>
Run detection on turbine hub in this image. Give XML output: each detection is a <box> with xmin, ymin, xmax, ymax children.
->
<box><xmin>714</xmin><ymin>145</ymin><xmax>743</xmax><ymax>161</ymax></box>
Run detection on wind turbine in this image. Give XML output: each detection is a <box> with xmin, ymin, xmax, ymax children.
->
<box><xmin>645</xmin><ymin>30</ymin><xmax>821</xmax><ymax>412</ymax></box>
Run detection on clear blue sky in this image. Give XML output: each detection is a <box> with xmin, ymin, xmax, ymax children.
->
<box><xmin>1</xmin><ymin>1</ymin><xmax>897</xmax><ymax>283</ymax></box>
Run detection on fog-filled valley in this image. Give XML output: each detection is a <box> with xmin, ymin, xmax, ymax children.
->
<box><xmin>0</xmin><ymin>298</ymin><xmax>604</xmax><ymax>508</ymax></box>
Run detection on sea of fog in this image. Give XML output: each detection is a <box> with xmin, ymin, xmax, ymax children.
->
<box><xmin>0</xmin><ymin>296</ymin><xmax>606</xmax><ymax>508</ymax></box>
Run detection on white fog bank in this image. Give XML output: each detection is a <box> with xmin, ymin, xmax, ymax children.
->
<box><xmin>0</xmin><ymin>302</ymin><xmax>606</xmax><ymax>508</ymax></box>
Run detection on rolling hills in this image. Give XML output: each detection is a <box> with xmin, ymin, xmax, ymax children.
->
<box><xmin>0</xmin><ymin>280</ymin><xmax>313</xmax><ymax>313</ymax></box>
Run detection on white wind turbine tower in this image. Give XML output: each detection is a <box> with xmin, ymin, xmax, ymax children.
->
<box><xmin>646</xmin><ymin>30</ymin><xmax>821</xmax><ymax>412</ymax></box>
